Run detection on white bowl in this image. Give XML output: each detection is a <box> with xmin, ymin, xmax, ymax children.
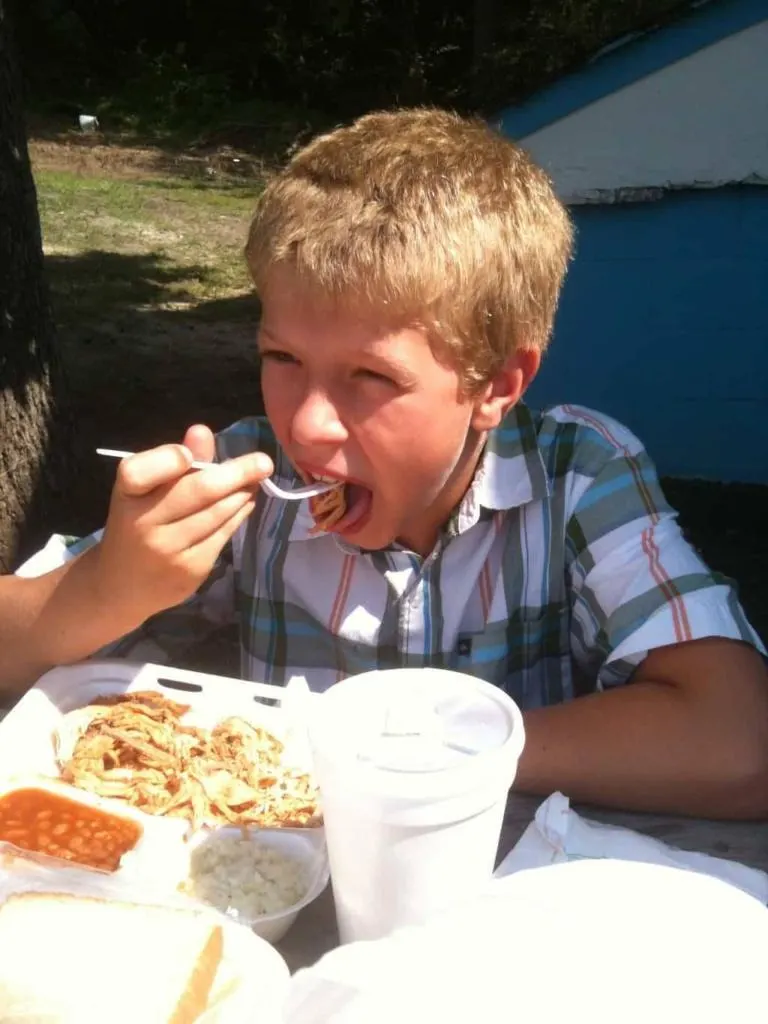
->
<box><xmin>185</xmin><ymin>826</ymin><xmax>330</xmax><ymax>944</ymax></box>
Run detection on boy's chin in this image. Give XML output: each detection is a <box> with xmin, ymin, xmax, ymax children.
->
<box><xmin>340</xmin><ymin>525</ymin><xmax>393</xmax><ymax>552</ymax></box>
<box><xmin>333</xmin><ymin>514</ymin><xmax>399</xmax><ymax>553</ymax></box>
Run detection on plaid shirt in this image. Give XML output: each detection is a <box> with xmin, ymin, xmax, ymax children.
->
<box><xmin>61</xmin><ymin>404</ymin><xmax>762</xmax><ymax>708</ymax></box>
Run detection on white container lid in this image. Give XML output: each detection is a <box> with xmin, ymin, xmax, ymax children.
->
<box><xmin>309</xmin><ymin>669</ymin><xmax>525</xmax><ymax>801</ymax></box>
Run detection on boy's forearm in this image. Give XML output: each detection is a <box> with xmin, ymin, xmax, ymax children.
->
<box><xmin>0</xmin><ymin>548</ymin><xmax>143</xmax><ymax>695</ymax></box>
<box><xmin>515</xmin><ymin>660</ymin><xmax>768</xmax><ymax>820</ymax></box>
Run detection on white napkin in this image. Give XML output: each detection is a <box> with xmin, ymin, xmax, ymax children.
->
<box><xmin>14</xmin><ymin>533</ymin><xmax>93</xmax><ymax>577</ymax></box>
<box><xmin>494</xmin><ymin>791</ymin><xmax>768</xmax><ymax>904</ymax></box>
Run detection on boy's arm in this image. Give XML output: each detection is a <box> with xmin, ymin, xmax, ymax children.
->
<box><xmin>2</xmin><ymin>552</ymin><xmax>102</xmax><ymax>692</ymax></box>
<box><xmin>0</xmin><ymin>428</ymin><xmax>272</xmax><ymax>695</ymax></box>
<box><xmin>512</xmin><ymin>412</ymin><xmax>768</xmax><ymax>819</ymax></box>
<box><xmin>0</xmin><ymin>548</ymin><xmax>140</xmax><ymax>693</ymax></box>
<box><xmin>515</xmin><ymin>637</ymin><xmax>768</xmax><ymax>819</ymax></box>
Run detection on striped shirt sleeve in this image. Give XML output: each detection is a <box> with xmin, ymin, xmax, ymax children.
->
<box><xmin>562</xmin><ymin>414</ymin><xmax>764</xmax><ymax>689</ymax></box>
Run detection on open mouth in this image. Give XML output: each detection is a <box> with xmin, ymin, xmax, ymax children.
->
<box><xmin>304</xmin><ymin>473</ymin><xmax>372</xmax><ymax>534</ymax></box>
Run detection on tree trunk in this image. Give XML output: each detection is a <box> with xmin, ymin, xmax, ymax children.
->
<box><xmin>0</xmin><ymin>0</ymin><xmax>77</xmax><ymax>572</ymax></box>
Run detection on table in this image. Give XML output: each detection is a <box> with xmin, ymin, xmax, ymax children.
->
<box><xmin>276</xmin><ymin>792</ymin><xmax>768</xmax><ymax>972</ymax></box>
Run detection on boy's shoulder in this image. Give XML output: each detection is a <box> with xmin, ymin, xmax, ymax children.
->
<box><xmin>511</xmin><ymin>402</ymin><xmax>652</xmax><ymax>482</ymax></box>
<box><xmin>479</xmin><ymin>403</ymin><xmax>664</xmax><ymax>522</ymax></box>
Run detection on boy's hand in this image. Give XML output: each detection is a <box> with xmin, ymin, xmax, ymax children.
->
<box><xmin>94</xmin><ymin>424</ymin><xmax>273</xmax><ymax>625</ymax></box>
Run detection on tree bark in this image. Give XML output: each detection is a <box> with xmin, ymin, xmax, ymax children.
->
<box><xmin>0</xmin><ymin>0</ymin><xmax>77</xmax><ymax>572</ymax></box>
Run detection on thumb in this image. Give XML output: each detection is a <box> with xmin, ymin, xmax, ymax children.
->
<box><xmin>183</xmin><ymin>424</ymin><xmax>216</xmax><ymax>463</ymax></box>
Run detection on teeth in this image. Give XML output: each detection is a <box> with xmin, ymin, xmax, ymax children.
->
<box><xmin>314</xmin><ymin>475</ymin><xmax>341</xmax><ymax>484</ymax></box>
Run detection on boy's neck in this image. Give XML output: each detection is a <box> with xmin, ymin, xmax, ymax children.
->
<box><xmin>396</xmin><ymin>431</ymin><xmax>487</xmax><ymax>557</ymax></box>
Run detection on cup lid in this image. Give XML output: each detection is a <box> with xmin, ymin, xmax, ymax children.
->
<box><xmin>309</xmin><ymin>668</ymin><xmax>524</xmax><ymax>776</ymax></box>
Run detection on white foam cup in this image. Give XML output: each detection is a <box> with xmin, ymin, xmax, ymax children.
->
<box><xmin>307</xmin><ymin>668</ymin><xmax>525</xmax><ymax>944</ymax></box>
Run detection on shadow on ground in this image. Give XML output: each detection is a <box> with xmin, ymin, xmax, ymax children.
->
<box><xmin>47</xmin><ymin>249</ymin><xmax>226</xmax><ymax>314</ymax></box>
<box><xmin>45</xmin><ymin>250</ymin><xmax>263</xmax><ymax>539</ymax></box>
<box><xmin>34</xmin><ymin>249</ymin><xmax>768</xmax><ymax>644</ymax></box>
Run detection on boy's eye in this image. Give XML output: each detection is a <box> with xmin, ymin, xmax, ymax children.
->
<box><xmin>260</xmin><ymin>350</ymin><xmax>298</xmax><ymax>365</ymax></box>
<box><xmin>356</xmin><ymin>368</ymin><xmax>395</xmax><ymax>385</ymax></box>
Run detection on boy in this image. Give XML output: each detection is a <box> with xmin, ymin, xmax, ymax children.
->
<box><xmin>1</xmin><ymin>109</ymin><xmax>767</xmax><ymax>818</ymax></box>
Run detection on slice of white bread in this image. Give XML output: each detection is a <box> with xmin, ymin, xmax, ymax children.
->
<box><xmin>0</xmin><ymin>891</ymin><xmax>223</xmax><ymax>1023</ymax></box>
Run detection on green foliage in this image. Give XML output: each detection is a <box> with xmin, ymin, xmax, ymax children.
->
<box><xmin>95</xmin><ymin>54</ymin><xmax>232</xmax><ymax>132</ymax></box>
<box><xmin>17</xmin><ymin>0</ymin><xmax>693</xmax><ymax>140</ymax></box>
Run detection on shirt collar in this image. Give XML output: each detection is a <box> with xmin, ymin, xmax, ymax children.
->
<box><xmin>449</xmin><ymin>403</ymin><xmax>551</xmax><ymax>535</ymax></box>
<box><xmin>474</xmin><ymin>403</ymin><xmax>551</xmax><ymax>509</ymax></box>
<box><xmin>285</xmin><ymin>402</ymin><xmax>551</xmax><ymax>544</ymax></box>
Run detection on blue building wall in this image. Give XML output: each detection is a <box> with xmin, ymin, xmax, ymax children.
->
<box><xmin>526</xmin><ymin>186</ymin><xmax>768</xmax><ymax>482</ymax></box>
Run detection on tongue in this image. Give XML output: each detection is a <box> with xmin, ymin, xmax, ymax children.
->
<box><xmin>333</xmin><ymin>484</ymin><xmax>372</xmax><ymax>532</ymax></box>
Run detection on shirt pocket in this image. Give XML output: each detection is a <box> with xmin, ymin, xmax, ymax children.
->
<box><xmin>453</xmin><ymin>605</ymin><xmax>569</xmax><ymax>707</ymax></box>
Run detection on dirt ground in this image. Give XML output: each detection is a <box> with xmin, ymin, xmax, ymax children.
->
<box><xmin>29</xmin><ymin>130</ymin><xmax>273</xmax><ymax>183</ymax></box>
<box><xmin>30</xmin><ymin>131</ymin><xmax>768</xmax><ymax>646</ymax></box>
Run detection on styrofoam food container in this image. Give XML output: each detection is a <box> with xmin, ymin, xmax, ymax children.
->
<box><xmin>0</xmin><ymin>660</ymin><xmax>308</xmax><ymax>780</ymax></box>
<box><xmin>0</xmin><ymin>660</ymin><xmax>316</xmax><ymax>817</ymax></box>
<box><xmin>0</xmin><ymin>773</ymin><xmax>189</xmax><ymax>882</ymax></box>
<box><xmin>184</xmin><ymin>825</ymin><xmax>330</xmax><ymax>945</ymax></box>
<box><xmin>0</xmin><ymin>661</ymin><xmax>323</xmax><ymax>895</ymax></box>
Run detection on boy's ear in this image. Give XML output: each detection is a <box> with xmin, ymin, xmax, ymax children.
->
<box><xmin>471</xmin><ymin>349</ymin><xmax>540</xmax><ymax>431</ymax></box>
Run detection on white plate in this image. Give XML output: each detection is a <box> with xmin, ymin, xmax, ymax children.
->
<box><xmin>200</xmin><ymin>917</ymin><xmax>291</xmax><ymax>1023</ymax></box>
<box><xmin>284</xmin><ymin>859</ymin><xmax>768</xmax><ymax>1023</ymax></box>
<box><xmin>0</xmin><ymin>880</ymin><xmax>290</xmax><ymax>1024</ymax></box>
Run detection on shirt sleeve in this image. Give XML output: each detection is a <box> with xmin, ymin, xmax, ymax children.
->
<box><xmin>16</xmin><ymin>529</ymin><xmax>239</xmax><ymax>671</ymax></box>
<box><xmin>563</xmin><ymin>418</ymin><xmax>765</xmax><ymax>691</ymax></box>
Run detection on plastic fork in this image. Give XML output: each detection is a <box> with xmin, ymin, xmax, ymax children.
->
<box><xmin>96</xmin><ymin>448</ymin><xmax>337</xmax><ymax>501</ymax></box>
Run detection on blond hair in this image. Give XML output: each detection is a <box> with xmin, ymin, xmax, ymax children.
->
<box><xmin>246</xmin><ymin>108</ymin><xmax>573</xmax><ymax>391</ymax></box>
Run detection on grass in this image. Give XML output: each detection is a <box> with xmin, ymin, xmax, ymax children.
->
<box><xmin>36</xmin><ymin>168</ymin><xmax>261</xmax><ymax>319</ymax></box>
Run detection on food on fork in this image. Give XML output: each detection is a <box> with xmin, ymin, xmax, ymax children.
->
<box><xmin>307</xmin><ymin>476</ymin><xmax>372</xmax><ymax>534</ymax></box>
<box><xmin>0</xmin><ymin>780</ymin><xmax>142</xmax><ymax>872</ymax></box>
<box><xmin>308</xmin><ymin>481</ymin><xmax>347</xmax><ymax>532</ymax></box>
<box><xmin>0</xmin><ymin>891</ymin><xmax>223</xmax><ymax>1023</ymax></box>
<box><xmin>56</xmin><ymin>691</ymin><xmax>321</xmax><ymax>830</ymax></box>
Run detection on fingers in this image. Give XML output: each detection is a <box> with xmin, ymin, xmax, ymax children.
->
<box><xmin>115</xmin><ymin>444</ymin><xmax>274</xmax><ymax>517</ymax></box>
<box><xmin>98</xmin><ymin>431</ymin><xmax>269</xmax><ymax>620</ymax></box>
<box><xmin>159</xmin><ymin>452</ymin><xmax>273</xmax><ymax>524</ymax></box>
<box><xmin>192</xmin><ymin>497</ymin><xmax>257</xmax><ymax>567</ymax></box>
<box><xmin>183</xmin><ymin>424</ymin><xmax>216</xmax><ymax>463</ymax></box>
<box><xmin>157</xmin><ymin>489</ymin><xmax>256</xmax><ymax>550</ymax></box>
<box><xmin>116</xmin><ymin>445</ymin><xmax>193</xmax><ymax>497</ymax></box>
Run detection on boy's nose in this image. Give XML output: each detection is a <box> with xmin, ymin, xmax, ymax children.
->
<box><xmin>290</xmin><ymin>389</ymin><xmax>347</xmax><ymax>447</ymax></box>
